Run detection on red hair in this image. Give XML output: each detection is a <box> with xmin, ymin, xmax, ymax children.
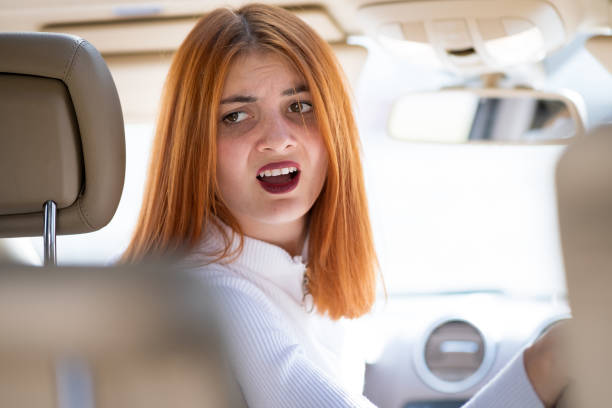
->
<box><xmin>123</xmin><ymin>3</ymin><xmax>379</xmax><ymax>319</ymax></box>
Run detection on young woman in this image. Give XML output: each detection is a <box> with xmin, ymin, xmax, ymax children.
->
<box><xmin>123</xmin><ymin>4</ymin><xmax>567</xmax><ymax>407</ymax></box>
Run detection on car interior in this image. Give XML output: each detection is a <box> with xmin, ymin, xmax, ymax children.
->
<box><xmin>1</xmin><ymin>0</ymin><xmax>611</xmax><ymax>407</ymax></box>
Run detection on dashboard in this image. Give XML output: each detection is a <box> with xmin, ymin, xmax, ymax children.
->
<box><xmin>362</xmin><ymin>293</ymin><xmax>569</xmax><ymax>408</ymax></box>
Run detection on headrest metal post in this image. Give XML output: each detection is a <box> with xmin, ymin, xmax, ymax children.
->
<box><xmin>44</xmin><ymin>200</ymin><xmax>57</xmax><ymax>266</ymax></box>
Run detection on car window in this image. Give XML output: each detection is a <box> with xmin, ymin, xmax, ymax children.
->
<box><xmin>353</xmin><ymin>34</ymin><xmax>612</xmax><ymax>299</ymax></box>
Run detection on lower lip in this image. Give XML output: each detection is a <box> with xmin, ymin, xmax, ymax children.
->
<box><xmin>257</xmin><ymin>172</ymin><xmax>300</xmax><ymax>194</ymax></box>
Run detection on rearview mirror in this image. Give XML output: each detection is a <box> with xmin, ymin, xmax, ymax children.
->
<box><xmin>388</xmin><ymin>88</ymin><xmax>585</xmax><ymax>144</ymax></box>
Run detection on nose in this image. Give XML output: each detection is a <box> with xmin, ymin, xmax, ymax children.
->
<box><xmin>256</xmin><ymin>113</ymin><xmax>297</xmax><ymax>153</ymax></box>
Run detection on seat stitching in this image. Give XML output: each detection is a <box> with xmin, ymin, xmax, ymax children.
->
<box><xmin>64</xmin><ymin>39</ymin><xmax>95</xmax><ymax>229</ymax></box>
<box><xmin>64</xmin><ymin>38</ymin><xmax>86</xmax><ymax>83</ymax></box>
<box><xmin>62</xmin><ymin>38</ymin><xmax>83</xmax><ymax>81</ymax></box>
<box><xmin>77</xmin><ymin>199</ymin><xmax>95</xmax><ymax>230</ymax></box>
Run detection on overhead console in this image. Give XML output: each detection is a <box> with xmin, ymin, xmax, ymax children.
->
<box><xmin>358</xmin><ymin>0</ymin><xmax>571</xmax><ymax>74</ymax></box>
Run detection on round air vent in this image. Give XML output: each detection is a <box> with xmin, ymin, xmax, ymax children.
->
<box><xmin>414</xmin><ymin>318</ymin><xmax>495</xmax><ymax>393</ymax></box>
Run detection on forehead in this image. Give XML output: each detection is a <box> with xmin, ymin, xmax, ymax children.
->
<box><xmin>221</xmin><ymin>51</ymin><xmax>305</xmax><ymax>96</ymax></box>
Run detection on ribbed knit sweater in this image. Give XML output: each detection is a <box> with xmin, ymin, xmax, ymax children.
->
<box><xmin>186</xmin><ymin>228</ymin><xmax>544</xmax><ymax>408</ymax></box>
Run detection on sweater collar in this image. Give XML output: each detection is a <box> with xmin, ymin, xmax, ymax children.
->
<box><xmin>189</xmin><ymin>221</ymin><xmax>309</xmax><ymax>304</ymax></box>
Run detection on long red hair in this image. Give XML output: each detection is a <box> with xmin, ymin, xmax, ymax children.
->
<box><xmin>122</xmin><ymin>3</ymin><xmax>378</xmax><ymax>319</ymax></box>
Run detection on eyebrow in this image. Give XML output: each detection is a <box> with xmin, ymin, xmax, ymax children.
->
<box><xmin>281</xmin><ymin>84</ymin><xmax>308</xmax><ymax>96</ymax></box>
<box><xmin>220</xmin><ymin>84</ymin><xmax>309</xmax><ymax>105</ymax></box>
<box><xmin>220</xmin><ymin>95</ymin><xmax>257</xmax><ymax>105</ymax></box>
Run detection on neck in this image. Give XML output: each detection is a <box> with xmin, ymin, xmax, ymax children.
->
<box><xmin>237</xmin><ymin>216</ymin><xmax>307</xmax><ymax>256</ymax></box>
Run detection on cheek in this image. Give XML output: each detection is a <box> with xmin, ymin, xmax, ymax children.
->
<box><xmin>310</xmin><ymin>134</ymin><xmax>329</xmax><ymax>187</ymax></box>
<box><xmin>216</xmin><ymin>137</ymin><xmax>246</xmax><ymax>191</ymax></box>
<box><xmin>216</xmin><ymin>140</ymin><xmax>232</xmax><ymax>184</ymax></box>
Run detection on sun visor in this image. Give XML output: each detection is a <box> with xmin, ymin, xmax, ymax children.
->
<box><xmin>43</xmin><ymin>7</ymin><xmax>344</xmax><ymax>55</ymax></box>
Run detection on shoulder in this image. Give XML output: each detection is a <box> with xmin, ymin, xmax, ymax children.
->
<box><xmin>189</xmin><ymin>263</ymin><xmax>279</xmax><ymax>316</ymax></box>
<box><xmin>191</xmin><ymin>262</ymin><xmax>254</xmax><ymax>291</ymax></box>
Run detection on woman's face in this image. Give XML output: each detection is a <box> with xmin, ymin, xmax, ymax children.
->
<box><xmin>216</xmin><ymin>52</ymin><xmax>328</xmax><ymax>233</ymax></box>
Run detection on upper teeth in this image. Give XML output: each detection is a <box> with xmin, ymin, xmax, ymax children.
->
<box><xmin>259</xmin><ymin>167</ymin><xmax>298</xmax><ymax>178</ymax></box>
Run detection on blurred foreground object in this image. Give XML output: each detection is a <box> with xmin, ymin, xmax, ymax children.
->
<box><xmin>556</xmin><ymin>124</ymin><xmax>612</xmax><ymax>406</ymax></box>
<box><xmin>0</xmin><ymin>263</ymin><xmax>245</xmax><ymax>408</ymax></box>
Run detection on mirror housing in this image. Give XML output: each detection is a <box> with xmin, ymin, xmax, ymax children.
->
<box><xmin>388</xmin><ymin>87</ymin><xmax>586</xmax><ymax>144</ymax></box>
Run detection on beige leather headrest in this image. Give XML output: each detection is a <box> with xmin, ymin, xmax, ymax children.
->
<box><xmin>586</xmin><ymin>35</ymin><xmax>612</xmax><ymax>75</ymax></box>
<box><xmin>556</xmin><ymin>124</ymin><xmax>612</xmax><ymax>406</ymax></box>
<box><xmin>0</xmin><ymin>32</ymin><xmax>125</xmax><ymax>237</ymax></box>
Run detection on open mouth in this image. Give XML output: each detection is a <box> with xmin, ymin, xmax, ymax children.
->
<box><xmin>256</xmin><ymin>165</ymin><xmax>300</xmax><ymax>194</ymax></box>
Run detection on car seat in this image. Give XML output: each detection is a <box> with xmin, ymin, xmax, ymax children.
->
<box><xmin>0</xmin><ymin>32</ymin><xmax>245</xmax><ymax>408</ymax></box>
<box><xmin>556</xmin><ymin>123</ymin><xmax>612</xmax><ymax>406</ymax></box>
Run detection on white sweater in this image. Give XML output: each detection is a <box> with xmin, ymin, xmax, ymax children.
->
<box><xmin>186</xmin><ymin>229</ymin><xmax>544</xmax><ymax>408</ymax></box>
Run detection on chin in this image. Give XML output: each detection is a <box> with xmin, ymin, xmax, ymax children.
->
<box><xmin>255</xmin><ymin>201</ymin><xmax>310</xmax><ymax>225</ymax></box>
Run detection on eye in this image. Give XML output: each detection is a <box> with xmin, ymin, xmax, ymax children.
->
<box><xmin>288</xmin><ymin>101</ymin><xmax>312</xmax><ymax>113</ymax></box>
<box><xmin>223</xmin><ymin>111</ymin><xmax>249</xmax><ymax>124</ymax></box>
